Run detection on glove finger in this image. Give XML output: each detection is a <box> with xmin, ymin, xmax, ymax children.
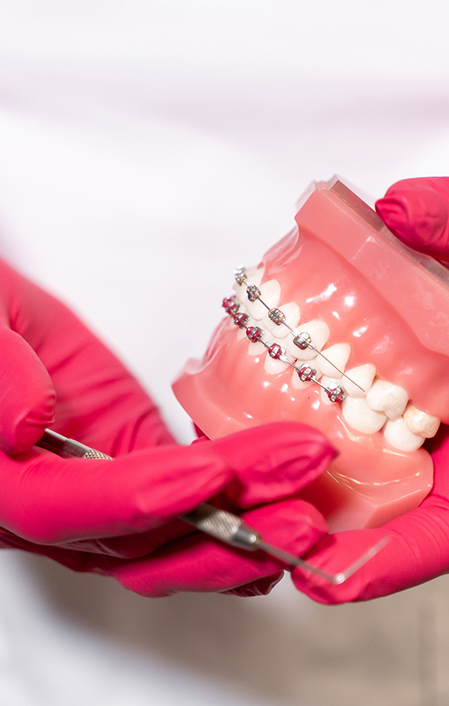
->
<box><xmin>291</xmin><ymin>498</ymin><xmax>449</xmax><ymax>605</ymax></box>
<box><xmin>221</xmin><ymin>572</ymin><xmax>284</xmax><ymax>597</ymax></box>
<box><xmin>0</xmin><ymin>518</ymin><xmax>192</xmax><ymax>559</ymax></box>
<box><xmin>208</xmin><ymin>422</ymin><xmax>336</xmax><ymax>508</ymax></box>
<box><xmin>0</xmin><ymin>444</ymin><xmax>233</xmax><ymax>543</ymax></box>
<box><xmin>0</xmin><ymin>421</ymin><xmax>331</xmax><ymax>548</ymax></box>
<box><xmin>375</xmin><ymin>177</ymin><xmax>449</xmax><ymax>261</ymax></box>
<box><xmin>291</xmin><ymin>425</ymin><xmax>449</xmax><ymax>604</ymax></box>
<box><xmin>0</xmin><ymin>259</ymin><xmax>174</xmax><ymax>454</ymax></box>
<box><xmin>59</xmin><ymin>519</ymin><xmax>191</xmax><ymax>557</ymax></box>
<box><xmin>101</xmin><ymin>499</ymin><xmax>328</xmax><ymax>597</ymax></box>
<box><xmin>0</xmin><ymin>325</ymin><xmax>55</xmax><ymax>453</ymax></box>
<box><xmin>70</xmin><ymin>422</ymin><xmax>334</xmax><ymax>554</ymax></box>
<box><xmin>291</xmin><ymin>527</ymin><xmax>393</xmax><ymax>604</ymax></box>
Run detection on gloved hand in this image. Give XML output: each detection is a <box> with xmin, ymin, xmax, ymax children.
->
<box><xmin>291</xmin><ymin>177</ymin><xmax>449</xmax><ymax>603</ymax></box>
<box><xmin>0</xmin><ymin>258</ymin><xmax>334</xmax><ymax>595</ymax></box>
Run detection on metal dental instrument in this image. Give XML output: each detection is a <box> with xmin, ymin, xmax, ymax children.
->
<box><xmin>36</xmin><ymin>428</ymin><xmax>388</xmax><ymax>585</ymax></box>
<box><xmin>182</xmin><ymin>503</ymin><xmax>390</xmax><ymax>585</ymax></box>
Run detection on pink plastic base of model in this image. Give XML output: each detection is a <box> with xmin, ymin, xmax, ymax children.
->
<box><xmin>173</xmin><ymin>180</ymin><xmax>449</xmax><ymax>531</ymax></box>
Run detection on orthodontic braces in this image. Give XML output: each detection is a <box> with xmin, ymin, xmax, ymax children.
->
<box><xmin>233</xmin><ymin>268</ymin><xmax>364</xmax><ymax>392</ymax></box>
<box><xmin>222</xmin><ymin>268</ymin><xmax>352</xmax><ymax>404</ymax></box>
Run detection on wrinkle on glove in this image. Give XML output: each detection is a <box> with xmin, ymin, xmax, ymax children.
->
<box><xmin>375</xmin><ymin>177</ymin><xmax>449</xmax><ymax>262</ymax></box>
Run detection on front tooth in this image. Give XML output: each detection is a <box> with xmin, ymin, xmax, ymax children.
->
<box><xmin>341</xmin><ymin>364</ymin><xmax>376</xmax><ymax>398</ymax></box>
<box><xmin>403</xmin><ymin>404</ymin><xmax>441</xmax><ymax>438</ymax></box>
<box><xmin>342</xmin><ymin>396</ymin><xmax>387</xmax><ymax>434</ymax></box>
<box><xmin>246</xmin><ymin>279</ymin><xmax>281</xmax><ymax>320</ymax></box>
<box><xmin>248</xmin><ymin>340</ymin><xmax>266</xmax><ymax>356</ymax></box>
<box><xmin>234</xmin><ymin>266</ymin><xmax>264</xmax><ymax>304</ymax></box>
<box><xmin>286</xmin><ymin>320</ymin><xmax>330</xmax><ymax>360</ymax></box>
<box><xmin>383</xmin><ymin>417</ymin><xmax>425</xmax><ymax>452</ymax></box>
<box><xmin>291</xmin><ymin>357</ymin><xmax>323</xmax><ymax>389</ymax></box>
<box><xmin>263</xmin><ymin>343</ymin><xmax>293</xmax><ymax>374</ymax></box>
<box><xmin>366</xmin><ymin>379</ymin><xmax>408</xmax><ymax>420</ymax></box>
<box><xmin>263</xmin><ymin>301</ymin><xmax>300</xmax><ymax>338</ymax></box>
<box><xmin>264</xmin><ymin>355</ymin><xmax>290</xmax><ymax>374</ymax></box>
<box><xmin>319</xmin><ymin>343</ymin><xmax>351</xmax><ymax>378</ymax></box>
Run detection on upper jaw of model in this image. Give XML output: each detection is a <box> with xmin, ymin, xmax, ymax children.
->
<box><xmin>173</xmin><ymin>179</ymin><xmax>449</xmax><ymax>531</ymax></box>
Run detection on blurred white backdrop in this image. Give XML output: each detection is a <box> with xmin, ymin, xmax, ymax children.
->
<box><xmin>1</xmin><ymin>1</ymin><xmax>449</xmax><ymax>704</ymax></box>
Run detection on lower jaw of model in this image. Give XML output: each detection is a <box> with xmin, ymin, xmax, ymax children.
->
<box><xmin>173</xmin><ymin>179</ymin><xmax>449</xmax><ymax>531</ymax></box>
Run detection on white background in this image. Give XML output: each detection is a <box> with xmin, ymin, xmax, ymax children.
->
<box><xmin>1</xmin><ymin>1</ymin><xmax>449</xmax><ymax>705</ymax></box>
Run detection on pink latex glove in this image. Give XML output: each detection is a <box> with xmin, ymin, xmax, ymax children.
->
<box><xmin>291</xmin><ymin>177</ymin><xmax>449</xmax><ymax>603</ymax></box>
<box><xmin>0</xmin><ymin>258</ymin><xmax>334</xmax><ymax>595</ymax></box>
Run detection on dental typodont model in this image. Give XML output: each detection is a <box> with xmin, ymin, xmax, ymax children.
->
<box><xmin>173</xmin><ymin>179</ymin><xmax>449</xmax><ymax>531</ymax></box>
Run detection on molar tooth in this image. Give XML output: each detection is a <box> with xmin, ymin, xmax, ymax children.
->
<box><xmin>286</xmin><ymin>320</ymin><xmax>330</xmax><ymax>360</ymax></box>
<box><xmin>342</xmin><ymin>396</ymin><xmax>387</xmax><ymax>434</ymax></box>
<box><xmin>291</xmin><ymin>357</ymin><xmax>323</xmax><ymax>389</ymax></box>
<box><xmin>320</xmin><ymin>375</ymin><xmax>343</xmax><ymax>406</ymax></box>
<box><xmin>383</xmin><ymin>417</ymin><xmax>425</xmax><ymax>452</ymax></box>
<box><xmin>247</xmin><ymin>279</ymin><xmax>281</xmax><ymax>320</ymax></box>
<box><xmin>366</xmin><ymin>379</ymin><xmax>408</xmax><ymax>420</ymax></box>
<box><xmin>403</xmin><ymin>404</ymin><xmax>440</xmax><ymax>438</ymax></box>
<box><xmin>319</xmin><ymin>343</ymin><xmax>351</xmax><ymax>379</ymax></box>
<box><xmin>341</xmin><ymin>364</ymin><xmax>376</xmax><ymax>398</ymax></box>
<box><xmin>234</xmin><ymin>266</ymin><xmax>264</xmax><ymax>303</ymax></box>
<box><xmin>263</xmin><ymin>301</ymin><xmax>300</xmax><ymax>338</ymax></box>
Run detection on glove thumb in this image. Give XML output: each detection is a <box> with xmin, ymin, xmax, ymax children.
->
<box><xmin>375</xmin><ymin>177</ymin><xmax>449</xmax><ymax>261</ymax></box>
<box><xmin>0</xmin><ymin>325</ymin><xmax>55</xmax><ymax>453</ymax></box>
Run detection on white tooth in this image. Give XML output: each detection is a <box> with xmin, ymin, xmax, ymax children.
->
<box><xmin>366</xmin><ymin>379</ymin><xmax>408</xmax><ymax>420</ymax></box>
<box><xmin>318</xmin><ymin>343</ymin><xmax>351</xmax><ymax>379</ymax></box>
<box><xmin>286</xmin><ymin>320</ymin><xmax>330</xmax><ymax>360</ymax></box>
<box><xmin>320</xmin><ymin>375</ymin><xmax>343</xmax><ymax>406</ymax></box>
<box><xmin>264</xmin><ymin>354</ymin><xmax>290</xmax><ymax>374</ymax></box>
<box><xmin>403</xmin><ymin>404</ymin><xmax>441</xmax><ymax>438</ymax></box>
<box><xmin>263</xmin><ymin>301</ymin><xmax>300</xmax><ymax>338</ymax></box>
<box><xmin>291</xmin><ymin>357</ymin><xmax>323</xmax><ymax>389</ymax></box>
<box><xmin>341</xmin><ymin>364</ymin><xmax>376</xmax><ymax>398</ymax></box>
<box><xmin>234</xmin><ymin>266</ymin><xmax>264</xmax><ymax>304</ymax></box>
<box><xmin>342</xmin><ymin>396</ymin><xmax>387</xmax><ymax>433</ymax></box>
<box><xmin>247</xmin><ymin>340</ymin><xmax>266</xmax><ymax>356</ymax></box>
<box><xmin>383</xmin><ymin>417</ymin><xmax>425</xmax><ymax>452</ymax></box>
<box><xmin>246</xmin><ymin>279</ymin><xmax>281</xmax><ymax>320</ymax></box>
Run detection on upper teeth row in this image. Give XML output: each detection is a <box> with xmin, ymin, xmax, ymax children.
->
<box><xmin>226</xmin><ymin>266</ymin><xmax>440</xmax><ymax>452</ymax></box>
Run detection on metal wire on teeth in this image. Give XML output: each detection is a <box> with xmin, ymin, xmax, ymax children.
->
<box><xmin>229</xmin><ymin>266</ymin><xmax>365</xmax><ymax>394</ymax></box>
<box><xmin>223</xmin><ymin>299</ymin><xmax>345</xmax><ymax>405</ymax></box>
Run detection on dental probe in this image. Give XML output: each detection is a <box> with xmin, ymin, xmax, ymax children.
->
<box><xmin>36</xmin><ymin>428</ymin><xmax>389</xmax><ymax>585</ymax></box>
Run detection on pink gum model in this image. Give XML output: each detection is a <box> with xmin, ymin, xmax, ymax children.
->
<box><xmin>173</xmin><ymin>179</ymin><xmax>449</xmax><ymax>531</ymax></box>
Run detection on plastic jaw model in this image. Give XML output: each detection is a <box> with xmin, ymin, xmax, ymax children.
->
<box><xmin>173</xmin><ymin>178</ymin><xmax>449</xmax><ymax>531</ymax></box>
